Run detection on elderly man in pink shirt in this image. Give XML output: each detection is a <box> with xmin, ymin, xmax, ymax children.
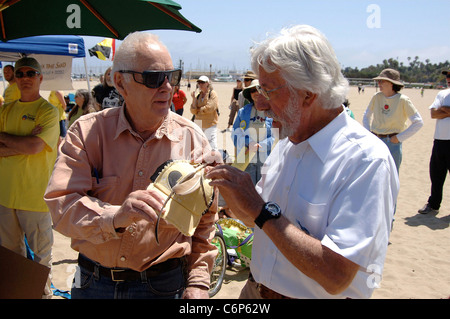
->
<box><xmin>45</xmin><ymin>32</ymin><xmax>217</xmax><ymax>299</ymax></box>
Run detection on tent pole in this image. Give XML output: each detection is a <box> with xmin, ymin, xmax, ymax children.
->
<box><xmin>1</xmin><ymin>63</ymin><xmax>5</xmax><ymax>93</ymax></box>
<box><xmin>83</xmin><ymin>57</ymin><xmax>91</xmax><ymax>92</ymax></box>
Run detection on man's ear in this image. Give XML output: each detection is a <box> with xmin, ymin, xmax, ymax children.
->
<box><xmin>304</xmin><ymin>91</ymin><xmax>318</xmax><ymax>108</ymax></box>
<box><xmin>114</xmin><ymin>72</ymin><xmax>127</xmax><ymax>97</ymax></box>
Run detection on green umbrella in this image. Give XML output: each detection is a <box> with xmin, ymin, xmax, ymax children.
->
<box><xmin>0</xmin><ymin>0</ymin><xmax>201</xmax><ymax>41</ymax></box>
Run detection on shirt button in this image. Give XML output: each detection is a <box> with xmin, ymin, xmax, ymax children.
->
<box><xmin>120</xmin><ymin>256</ymin><xmax>126</xmax><ymax>262</ymax></box>
<box><xmin>138</xmin><ymin>170</ymin><xmax>144</xmax><ymax>177</ymax></box>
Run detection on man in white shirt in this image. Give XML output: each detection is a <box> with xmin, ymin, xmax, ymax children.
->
<box><xmin>206</xmin><ymin>25</ymin><xmax>399</xmax><ymax>299</ymax></box>
<box><xmin>418</xmin><ymin>70</ymin><xmax>450</xmax><ymax>214</ymax></box>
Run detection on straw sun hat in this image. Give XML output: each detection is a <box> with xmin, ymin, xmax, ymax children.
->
<box><xmin>243</xmin><ymin>79</ymin><xmax>259</xmax><ymax>101</ymax></box>
<box><xmin>373</xmin><ymin>68</ymin><xmax>404</xmax><ymax>87</ymax></box>
<box><xmin>243</xmin><ymin>70</ymin><xmax>257</xmax><ymax>81</ymax></box>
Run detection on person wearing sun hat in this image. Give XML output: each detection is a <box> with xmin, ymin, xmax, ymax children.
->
<box><xmin>239</xmin><ymin>70</ymin><xmax>258</xmax><ymax>108</ymax></box>
<box><xmin>363</xmin><ymin>68</ymin><xmax>423</xmax><ymax>172</ymax></box>
<box><xmin>190</xmin><ymin>75</ymin><xmax>219</xmax><ymax>150</ymax></box>
<box><xmin>0</xmin><ymin>56</ymin><xmax>59</xmax><ymax>298</ymax></box>
<box><xmin>231</xmin><ymin>79</ymin><xmax>274</xmax><ymax>185</ymax></box>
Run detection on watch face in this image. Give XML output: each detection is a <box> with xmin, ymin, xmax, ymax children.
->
<box><xmin>256</xmin><ymin>202</ymin><xmax>281</xmax><ymax>229</ymax></box>
<box><xmin>266</xmin><ymin>202</ymin><xmax>280</xmax><ymax>216</ymax></box>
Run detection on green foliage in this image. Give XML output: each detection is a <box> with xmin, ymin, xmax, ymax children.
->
<box><xmin>343</xmin><ymin>57</ymin><xmax>450</xmax><ymax>85</ymax></box>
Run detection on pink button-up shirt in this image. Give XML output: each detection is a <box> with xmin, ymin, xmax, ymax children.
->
<box><xmin>45</xmin><ymin>106</ymin><xmax>217</xmax><ymax>288</ymax></box>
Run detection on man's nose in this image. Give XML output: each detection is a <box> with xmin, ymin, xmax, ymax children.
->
<box><xmin>159</xmin><ymin>76</ymin><xmax>173</xmax><ymax>91</ymax></box>
<box><xmin>254</xmin><ymin>93</ymin><xmax>270</xmax><ymax>111</ymax></box>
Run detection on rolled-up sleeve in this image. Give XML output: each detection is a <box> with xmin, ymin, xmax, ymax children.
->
<box><xmin>45</xmin><ymin>109</ymin><xmax>218</xmax><ymax>276</ymax></box>
<box><xmin>185</xmin><ymin>207</ymin><xmax>218</xmax><ymax>288</ymax></box>
<box><xmin>45</xmin><ymin>125</ymin><xmax>121</xmax><ymax>244</ymax></box>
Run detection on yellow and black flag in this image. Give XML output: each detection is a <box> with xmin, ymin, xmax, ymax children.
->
<box><xmin>88</xmin><ymin>38</ymin><xmax>115</xmax><ymax>61</ymax></box>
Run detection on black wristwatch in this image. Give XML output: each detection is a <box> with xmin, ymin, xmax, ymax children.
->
<box><xmin>255</xmin><ymin>202</ymin><xmax>281</xmax><ymax>229</ymax></box>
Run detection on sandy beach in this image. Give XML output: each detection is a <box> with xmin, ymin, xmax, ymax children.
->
<box><xmin>31</xmin><ymin>79</ymin><xmax>450</xmax><ymax>299</ymax></box>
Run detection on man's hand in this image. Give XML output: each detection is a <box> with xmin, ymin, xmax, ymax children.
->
<box><xmin>431</xmin><ymin>106</ymin><xmax>450</xmax><ymax>119</ymax></box>
<box><xmin>31</xmin><ymin>124</ymin><xmax>43</xmax><ymax>136</ymax></box>
<box><xmin>205</xmin><ymin>165</ymin><xmax>264</xmax><ymax>227</ymax></box>
<box><xmin>201</xmin><ymin>149</ymin><xmax>225</xmax><ymax>165</ymax></box>
<box><xmin>113</xmin><ymin>188</ymin><xmax>166</xmax><ymax>230</ymax></box>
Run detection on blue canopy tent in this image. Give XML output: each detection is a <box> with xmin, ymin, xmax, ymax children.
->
<box><xmin>0</xmin><ymin>35</ymin><xmax>90</xmax><ymax>91</ymax></box>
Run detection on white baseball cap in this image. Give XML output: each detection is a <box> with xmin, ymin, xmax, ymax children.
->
<box><xmin>197</xmin><ymin>75</ymin><xmax>210</xmax><ymax>83</ymax></box>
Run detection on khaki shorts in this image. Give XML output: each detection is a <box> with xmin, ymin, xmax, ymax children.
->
<box><xmin>0</xmin><ymin>204</ymin><xmax>54</xmax><ymax>297</ymax></box>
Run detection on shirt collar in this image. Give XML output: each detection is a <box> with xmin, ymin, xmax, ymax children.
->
<box><xmin>114</xmin><ymin>105</ymin><xmax>181</xmax><ymax>142</ymax></box>
<box><xmin>306</xmin><ymin>110</ymin><xmax>348</xmax><ymax>163</ymax></box>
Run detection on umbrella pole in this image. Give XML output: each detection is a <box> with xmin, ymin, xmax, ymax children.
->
<box><xmin>83</xmin><ymin>57</ymin><xmax>91</xmax><ymax>92</ymax></box>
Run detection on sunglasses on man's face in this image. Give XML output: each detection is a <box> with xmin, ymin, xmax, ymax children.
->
<box><xmin>119</xmin><ymin>69</ymin><xmax>182</xmax><ymax>89</ymax></box>
<box><xmin>15</xmin><ymin>70</ymin><xmax>40</xmax><ymax>78</ymax></box>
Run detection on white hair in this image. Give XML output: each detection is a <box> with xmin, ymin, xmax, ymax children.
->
<box><xmin>251</xmin><ymin>25</ymin><xmax>349</xmax><ymax>109</ymax></box>
<box><xmin>111</xmin><ymin>32</ymin><xmax>168</xmax><ymax>85</ymax></box>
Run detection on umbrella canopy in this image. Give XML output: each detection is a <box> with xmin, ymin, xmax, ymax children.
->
<box><xmin>0</xmin><ymin>35</ymin><xmax>86</xmax><ymax>59</ymax></box>
<box><xmin>0</xmin><ymin>0</ymin><xmax>201</xmax><ymax>41</ymax></box>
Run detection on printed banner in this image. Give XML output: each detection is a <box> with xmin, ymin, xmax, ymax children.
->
<box><xmin>32</xmin><ymin>54</ymin><xmax>74</xmax><ymax>90</ymax></box>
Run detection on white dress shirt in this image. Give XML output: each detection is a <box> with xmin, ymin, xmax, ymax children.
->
<box><xmin>252</xmin><ymin>111</ymin><xmax>399</xmax><ymax>298</ymax></box>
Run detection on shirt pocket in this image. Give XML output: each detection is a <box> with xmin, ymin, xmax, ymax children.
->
<box><xmin>89</xmin><ymin>176</ymin><xmax>120</xmax><ymax>202</ymax></box>
<box><xmin>286</xmin><ymin>193</ymin><xmax>328</xmax><ymax>240</ymax></box>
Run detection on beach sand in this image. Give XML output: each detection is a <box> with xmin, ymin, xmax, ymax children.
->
<box><xmin>40</xmin><ymin>80</ymin><xmax>449</xmax><ymax>299</ymax></box>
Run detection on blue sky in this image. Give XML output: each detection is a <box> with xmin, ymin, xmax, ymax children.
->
<box><xmin>77</xmin><ymin>0</ymin><xmax>450</xmax><ymax>74</ymax></box>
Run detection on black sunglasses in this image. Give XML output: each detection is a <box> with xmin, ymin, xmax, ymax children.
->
<box><xmin>15</xmin><ymin>70</ymin><xmax>40</xmax><ymax>78</ymax></box>
<box><xmin>119</xmin><ymin>69</ymin><xmax>182</xmax><ymax>89</ymax></box>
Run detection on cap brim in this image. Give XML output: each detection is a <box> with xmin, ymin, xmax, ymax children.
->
<box><xmin>148</xmin><ymin>184</ymin><xmax>207</xmax><ymax>237</ymax></box>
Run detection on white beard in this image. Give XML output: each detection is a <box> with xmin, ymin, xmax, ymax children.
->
<box><xmin>265</xmin><ymin>95</ymin><xmax>301</xmax><ymax>140</ymax></box>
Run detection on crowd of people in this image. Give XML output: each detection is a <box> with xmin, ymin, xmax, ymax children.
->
<box><xmin>0</xmin><ymin>24</ymin><xmax>448</xmax><ymax>300</ymax></box>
